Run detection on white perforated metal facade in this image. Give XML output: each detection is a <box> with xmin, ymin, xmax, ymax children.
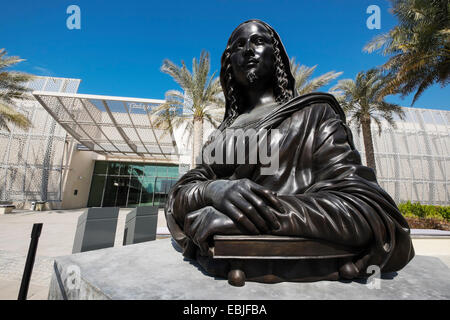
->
<box><xmin>0</xmin><ymin>77</ymin><xmax>81</xmax><ymax>202</ymax></box>
<box><xmin>349</xmin><ymin>107</ymin><xmax>449</xmax><ymax>205</ymax></box>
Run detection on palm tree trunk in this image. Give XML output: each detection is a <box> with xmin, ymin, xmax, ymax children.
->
<box><xmin>361</xmin><ymin>118</ymin><xmax>377</xmax><ymax>174</ymax></box>
<box><xmin>192</xmin><ymin>116</ymin><xmax>203</xmax><ymax>168</ymax></box>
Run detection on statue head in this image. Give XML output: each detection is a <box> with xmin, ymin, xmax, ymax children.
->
<box><xmin>219</xmin><ymin>20</ymin><xmax>296</xmax><ymax>128</ymax></box>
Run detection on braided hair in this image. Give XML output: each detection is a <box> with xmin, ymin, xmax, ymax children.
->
<box><xmin>218</xmin><ymin>20</ymin><xmax>295</xmax><ymax>131</ymax></box>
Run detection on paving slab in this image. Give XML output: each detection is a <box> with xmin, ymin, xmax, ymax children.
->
<box><xmin>0</xmin><ymin>279</ymin><xmax>48</xmax><ymax>300</ymax></box>
<box><xmin>49</xmin><ymin>238</ymin><xmax>450</xmax><ymax>300</ymax></box>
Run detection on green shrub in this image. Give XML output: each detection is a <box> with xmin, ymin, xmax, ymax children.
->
<box><xmin>398</xmin><ymin>201</ymin><xmax>450</xmax><ymax>221</ymax></box>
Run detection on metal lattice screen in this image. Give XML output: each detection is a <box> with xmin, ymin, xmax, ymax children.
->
<box><xmin>349</xmin><ymin>107</ymin><xmax>449</xmax><ymax>205</ymax></box>
<box><xmin>32</xmin><ymin>92</ymin><xmax>179</xmax><ymax>160</ymax></box>
<box><xmin>0</xmin><ymin>77</ymin><xmax>81</xmax><ymax>202</ymax></box>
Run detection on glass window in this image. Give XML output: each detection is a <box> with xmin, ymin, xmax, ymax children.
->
<box><xmin>167</xmin><ymin>166</ymin><xmax>179</xmax><ymax>177</ymax></box>
<box><xmin>129</xmin><ymin>164</ymin><xmax>144</xmax><ymax>176</ymax></box>
<box><xmin>115</xmin><ymin>177</ymin><xmax>129</xmax><ymax>207</ymax></box>
<box><xmin>93</xmin><ymin>161</ymin><xmax>107</xmax><ymax>174</ymax></box>
<box><xmin>153</xmin><ymin>178</ymin><xmax>164</xmax><ymax>206</ymax></box>
<box><xmin>144</xmin><ymin>165</ymin><xmax>156</xmax><ymax>177</ymax></box>
<box><xmin>157</xmin><ymin>166</ymin><xmax>168</xmax><ymax>177</ymax></box>
<box><xmin>89</xmin><ymin>161</ymin><xmax>180</xmax><ymax>208</ymax></box>
<box><xmin>127</xmin><ymin>177</ymin><xmax>142</xmax><ymax>207</ymax></box>
<box><xmin>160</xmin><ymin>179</ymin><xmax>174</xmax><ymax>194</ymax></box>
<box><xmin>121</xmin><ymin>163</ymin><xmax>131</xmax><ymax>176</ymax></box>
<box><xmin>107</xmin><ymin>162</ymin><xmax>121</xmax><ymax>175</ymax></box>
<box><xmin>102</xmin><ymin>176</ymin><xmax>119</xmax><ymax>206</ymax></box>
<box><xmin>140</xmin><ymin>177</ymin><xmax>155</xmax><ymax>206</ymax></box>
<box><xmin>87</xmin><ymin>175</ymin><xmax>105</xmax><ymax>206</ymax></box>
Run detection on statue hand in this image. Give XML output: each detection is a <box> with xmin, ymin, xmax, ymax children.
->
<box><xmin>204</xmin><ymin>178</ymin><xmax>282</xmax><ymax>234</ymax></box>
<box><xmin>184</xmin><ymin>206</ymin><xmax>242</xmax><ymax>255</ymax></box>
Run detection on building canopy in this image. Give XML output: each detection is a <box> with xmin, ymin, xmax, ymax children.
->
<box><xmin>33</xmin><ymin>91</ymin><xmax>179</xmax><ymax>160</ymax></box>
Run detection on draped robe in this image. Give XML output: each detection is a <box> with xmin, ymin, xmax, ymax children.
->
<box><xmin>165</xmin><ymin>93</ymin><xmax>415</xmax><ymax>281</ymax></box>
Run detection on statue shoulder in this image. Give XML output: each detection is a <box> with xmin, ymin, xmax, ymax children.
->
<box><xmin>286</xmin><ymin>92</ymin><xmax>346</xmax><ymax>123</ymax></box>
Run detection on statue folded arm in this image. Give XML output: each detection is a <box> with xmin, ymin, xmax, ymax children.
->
<box><xmin>168</xmin><ymin>166</ymin><xmax>216</xmax><ymax>227</ymax></box>
<box><xmin>166</xmin><ymin>101</ymin><xmax>414</xmax><ymax>273</ymax></box>
<box><xmin>263</xmin><ymin>103</ymin><xmax>414</xmax><ymax>272</ymax></box>
<box><xmin>269</xmin><ymin>103</ymin><xmax>378</xmax><ymax>247</ymax></box>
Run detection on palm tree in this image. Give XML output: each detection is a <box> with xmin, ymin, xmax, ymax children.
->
<box><xmin>331</xmin><ymin>69</ymin><xmax>405</xmax><ymax>173</ymax></box>
<box><xmin>363</xmin><ymin>0</ymin><xmax>449</xmax><ymax>104</ymax></box>
<box><xmin>153</xmin><ymin>50</ymin><xmax>224</xmax><ymax>168</ymax></box>
<box><xmin>0</xmin><ymin>48</ymin><xmax>34</xmax><ymax>132</ymax></box>
<box><xmin>289</xmin><ymin>57</ymin><xmax>342</xmax><ymax>95</ymax></box>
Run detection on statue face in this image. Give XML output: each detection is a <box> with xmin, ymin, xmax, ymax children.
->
<box><xmin>229</xmin><ymin>21</ymin><xmax>275</xmax><ymax>88</ymax></box>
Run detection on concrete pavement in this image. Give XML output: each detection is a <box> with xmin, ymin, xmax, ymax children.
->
<box><xmin>0</xmin><ymin>208</ymin><xmax>449</xmax><ymax>300</ymax></box>
<box><xmin>0</xmin><ymin>208</ymin><xmax>168</xmax><ymax>300</ymax></box>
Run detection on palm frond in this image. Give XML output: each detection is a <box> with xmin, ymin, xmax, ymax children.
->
<box><xmin>335</xmin><ymin>69</ymin><xmax>405</xmax><ymax>137</ymax></box>
<box><xmin>155</xmin><ymin>50</ymin><xmax>225</xmax><ymax>163</ymax></box>
<box><xmin>0</xmin><ymin>49</ymin><xmax>34</xmax><ymax>131</ymax></box>
<box><xmin>364</xmin><ymin>0</ymin><xmax>449</xmax><ymax>104</ymax></box>
<box><xmin>290</xmin><ymin>57</ymin><xmax>342</xmax><ymax>95</ymax></box>
<box><xmin>0</xmin><ymin>103</ymin><xmax>31</xmax><ymax>131</ymax></box>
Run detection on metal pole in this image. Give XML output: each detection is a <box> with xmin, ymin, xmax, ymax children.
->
<box><xmin>18</xmin><ymin>223</ymin><xmax>43</xmax><ymax>300</ymax></box>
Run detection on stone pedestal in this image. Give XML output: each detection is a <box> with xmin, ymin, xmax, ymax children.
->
<box><xmin>49</xmin><ymin>238</ymin><xmax>450</xmax><ymax>300</ymax></box>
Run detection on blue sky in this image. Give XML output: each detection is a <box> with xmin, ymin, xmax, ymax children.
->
<box><xmin>1</xmin><ymin>0</ymin><xmax>448</xmax><ymax>110</ymax></box>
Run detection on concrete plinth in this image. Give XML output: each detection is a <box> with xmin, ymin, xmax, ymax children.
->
<box><xmin>72</xmin><ymin>207</ymin><xmax>119</xmax><ymax>253</ymax></box>
<box><xmin>49</xmin><ymin>238</ymin><xmax>450</xmax><ymax>300</ymax></box>
<box><xmin>123</xmin><ymin>206</ymin><xmax>158</xmax><ymax>245</ymax></box>
<box><xmin>0</xmin><ymin>206</ymin><xmax>15</xmax><ymax>214</ymax></box>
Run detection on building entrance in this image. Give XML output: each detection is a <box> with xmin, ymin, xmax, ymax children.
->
<box><xmin>87</xmin><ymin>161</ymin><xmax>179</xmax><ymax>208</ymax></box>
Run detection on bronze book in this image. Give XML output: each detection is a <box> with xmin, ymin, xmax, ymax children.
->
<box><xmin>212</xmin><ymin>235</ymin><xmax>361</xmax><ymax>260</ymax></box>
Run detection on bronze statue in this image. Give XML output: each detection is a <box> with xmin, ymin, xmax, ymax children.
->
<box><xmin>165</xmin><ymin>19</ymin><xmax>414</xmax><ymax>285</ymax></box>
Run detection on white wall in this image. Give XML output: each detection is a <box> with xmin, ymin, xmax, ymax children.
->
<box><xmin>60</xmin><ymin>139</ymin><xmax>97</xmax><ymax>209</ymax></box>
